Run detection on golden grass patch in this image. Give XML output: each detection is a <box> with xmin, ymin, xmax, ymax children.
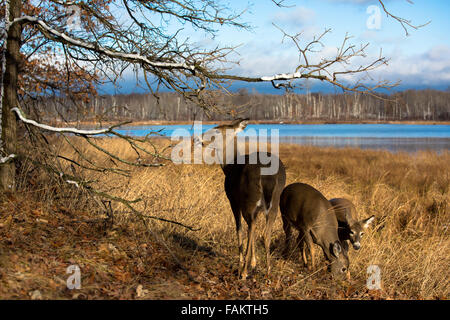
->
<box><xmin>1</xmin><ymin>138</ymin><xmax>448</xmax><ymax>299</ymax></box>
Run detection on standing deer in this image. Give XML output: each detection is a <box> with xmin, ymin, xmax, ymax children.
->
<box><xmin>329</xmin><ymin>198</ymin><xmax>375</xmax><ymax>251</ymax></box>
<box><xmin>280</xmin><ymin>183</ymin><xmax>349</xmax><ymax>277</ymax></box>
<box><xmin>195</xmin><ymin>118</ymin><xmax>286</xmax><ymax>279</ymax></box>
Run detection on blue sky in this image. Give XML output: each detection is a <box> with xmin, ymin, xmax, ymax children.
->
<box><xmin>104</xmin><ymin>0</ymin><xmax>450</xmax><ymax>94</ymax></box>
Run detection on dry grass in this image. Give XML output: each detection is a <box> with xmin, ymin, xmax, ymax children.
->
<box><xmin>0</xmin><ymin>137</ymin><xmax>448</xmax><ymax>299</ymax></box>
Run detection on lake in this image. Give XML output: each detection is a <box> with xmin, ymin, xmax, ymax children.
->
<box><xmin>116</xmin><ymin>124</ymin><xmax>450</xmax><ymax>153</ymax></box>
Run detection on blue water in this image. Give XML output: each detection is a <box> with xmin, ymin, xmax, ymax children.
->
<box><xmin>115</xmin><ymin>124</ymin><xmax>450</xmax><ymax>152</ymax></box>
<box><xmin>117</xmin><ymin>124</ymin><xmax>450</xmax><ymax>138</ymax></box>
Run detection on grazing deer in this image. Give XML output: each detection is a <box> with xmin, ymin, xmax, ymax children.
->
<box><xmin>195</xmin><ymin>118</ymin><xmax>286</xmax><ymax>279</ymax></box>
<box><xmin>329</xmin><ymin>198</ymin><xmax>375</xmax><ymax>251</ymax></box>
<box><xmin>280</xmin><ymin>183</ymin><xmax>349</xmax><ymax>277</ymax></box>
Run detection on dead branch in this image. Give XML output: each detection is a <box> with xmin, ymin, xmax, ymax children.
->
<box><xmin>12</xmin><ymin>106</ymin><xmax>129</xmax><ymax>135</ymax></box>
<box><xmin>378</xmin><ymin>0</ymin><xmax>430</xmax><ymax>36</ymax></box>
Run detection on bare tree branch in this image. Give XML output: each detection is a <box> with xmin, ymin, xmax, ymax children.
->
<box><xmin>7</xmin><ymin>2</ymin><xmax>404</xmax><ymax>103</ymax></box>
<box><xmin>378</xmin><ymin>0</ymin><xmax>430</xmax><ymax>36</ymax></box>
<box><xmin>12</xmin><ymin>106</ymin><xmax>130</xmax><ymax>135</ymax></box>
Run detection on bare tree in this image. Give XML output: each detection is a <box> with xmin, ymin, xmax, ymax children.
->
<box><xmin>0</xmin><ymin>0</ymin><xmax>426</xmax><ymax>192</ymax></box>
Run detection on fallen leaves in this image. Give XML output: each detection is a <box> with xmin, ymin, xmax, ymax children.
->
<box><xmin>0</xmin><ymin>215</ymin><xmax>13</xmax><ymax>229</ymax></box>
<box><xmin>1</xmin><ymin>179</ymin><xmax>447</xmax><ymax>300</ymax></box>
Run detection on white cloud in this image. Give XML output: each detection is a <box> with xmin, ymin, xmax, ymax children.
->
<box><xmin>273</xmin><ymin>6</ymin><xmax>316</xmax><ymax>28</ymax></box>
<box><xmin>425</xmin><ymin>45</ymin><xmax>450</xmax><ymax>61</ymax></box>
<box><xmin>230</xmin><ymin>40</ymin><xmax>450</xmax><ymax>89</ymax></box>
<box><xmin>344</xmin><ymin>45</ymin><xmax>450</xmax><ymax>86</ymax></box>
<box><xmin>232</xmin><ymin>43</ymin><xmax>299</xmax><ymax>77</ymax></box>
<box><xmin>326</xmin><ymin>0</ymin><xmax>397</xmax><ymax>4</ymax></box>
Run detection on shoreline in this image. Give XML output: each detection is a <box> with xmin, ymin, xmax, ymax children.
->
<box><xmin>57</xmin><ymin>119</ymin><xmax>450</xmax><ymax>127</ymax></box>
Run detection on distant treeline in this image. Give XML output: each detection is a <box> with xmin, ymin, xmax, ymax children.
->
<box><xmin>35</xmin><ymin>89</ymin><xmax>450</xmax><ymax>123</ymax></box>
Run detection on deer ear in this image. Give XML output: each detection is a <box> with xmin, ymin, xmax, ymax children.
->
<box><xmin>362</xmin><ymin>215</ymin><xmax>375</xmax><ymax>229</ymax></box>
<box><xmin>237</xmin><ymin>120</ymin><xmax>248</xmax><ymax>132</ymax></box>
<box><xmin>332</xmin><ymin>241</ymin><xmax>342</xmax><ymax>258</ymax></box>
<box><xmin>345</xmin><ymin>209</ymin><xmax>352</xmax><ymax>223</ymax></box>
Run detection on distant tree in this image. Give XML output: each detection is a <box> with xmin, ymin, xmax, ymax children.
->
<box><xmin>0</xmin><ymin>0</ymin><xmax>426</xmax><ymax>193</ymax></box>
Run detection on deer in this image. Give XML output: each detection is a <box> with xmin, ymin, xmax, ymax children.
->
<box><xmin>194</xmin><ymin>118</ymin><xmax>286</xmax><ymax>280</ymax></box>
<box><xmin>329</xmin><ymin>198</ymin><xmax>375</xmax><ymax>251</ymax></box>
<box><xmin>280</xmin><ymin>183</ymin><xmax>349</xmax><ymax>277</ymax></box>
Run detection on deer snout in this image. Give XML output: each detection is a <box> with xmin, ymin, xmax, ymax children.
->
<box><xmin>352</xmin><ymin>242</ymin><xmax>361</xmax><ymax>250</ymax></box>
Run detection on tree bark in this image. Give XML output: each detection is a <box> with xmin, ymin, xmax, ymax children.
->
<box><xmin>0</xmin><ymin>0</ymin><xmax>22</xmax><ymax>191</ymax></box>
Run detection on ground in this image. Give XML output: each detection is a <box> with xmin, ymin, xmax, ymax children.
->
<box><xmin>0</xmin><ymin>142</ymin><xmax>448</xmax><ymax>299</ymax></box>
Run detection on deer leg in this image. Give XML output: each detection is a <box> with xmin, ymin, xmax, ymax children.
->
<box><xmin>298</xmin><ymin>232</ymin><xmax>310</xmax><ymax>268</ymax></box>
<box><xmin>263</xmin><ymin>207</ymin><xmax>277</xmax><ymax>275</ymax></box>
<box><xmin>250</xmin><ymin>223</ymin><xmax>257</xmax><ymax>269</ymax></box>
<box><xmin>303</xmin><ymin>231</ymin><xmax>314</xmax><ymax>271</ymax></box>
<box><xmin>282</xmin><ymin>217</ymin><xmax>294</xmax><ymax>258</ymax></box>
<box><xmin>296</xmin><ymin>231</ymin><xmax>307</xmax><ymax>266</ymax></box>
<box><xmin>230</xmin><ymin>201</ymin><xmax>244</xmax><ymax>277</ymax></box>
<box><xmin>301</xmin><ymin>242</ymin><xmax>308</xmax><ymax>267</ymax></box>
<box><xmin>241</xmin><ymin>219</ymin><xmax>256</xmax><ymax>280</ymax></box>
<box><xmin>235</xmin><ymin>215</ymin><xmax>244</xmax><ymax>276</ymax></box>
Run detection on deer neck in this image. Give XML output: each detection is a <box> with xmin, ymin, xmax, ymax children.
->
<box><xmin>219</xmin><ymin>133</ymin><xmax>240</xmax><ymax>172</ymax></box>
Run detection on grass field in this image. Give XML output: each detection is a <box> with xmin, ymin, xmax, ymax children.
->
<box><xmin>0</xmin><ymin>138</ymin><xmax>448</xmax><ymax>299</ymax></box>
